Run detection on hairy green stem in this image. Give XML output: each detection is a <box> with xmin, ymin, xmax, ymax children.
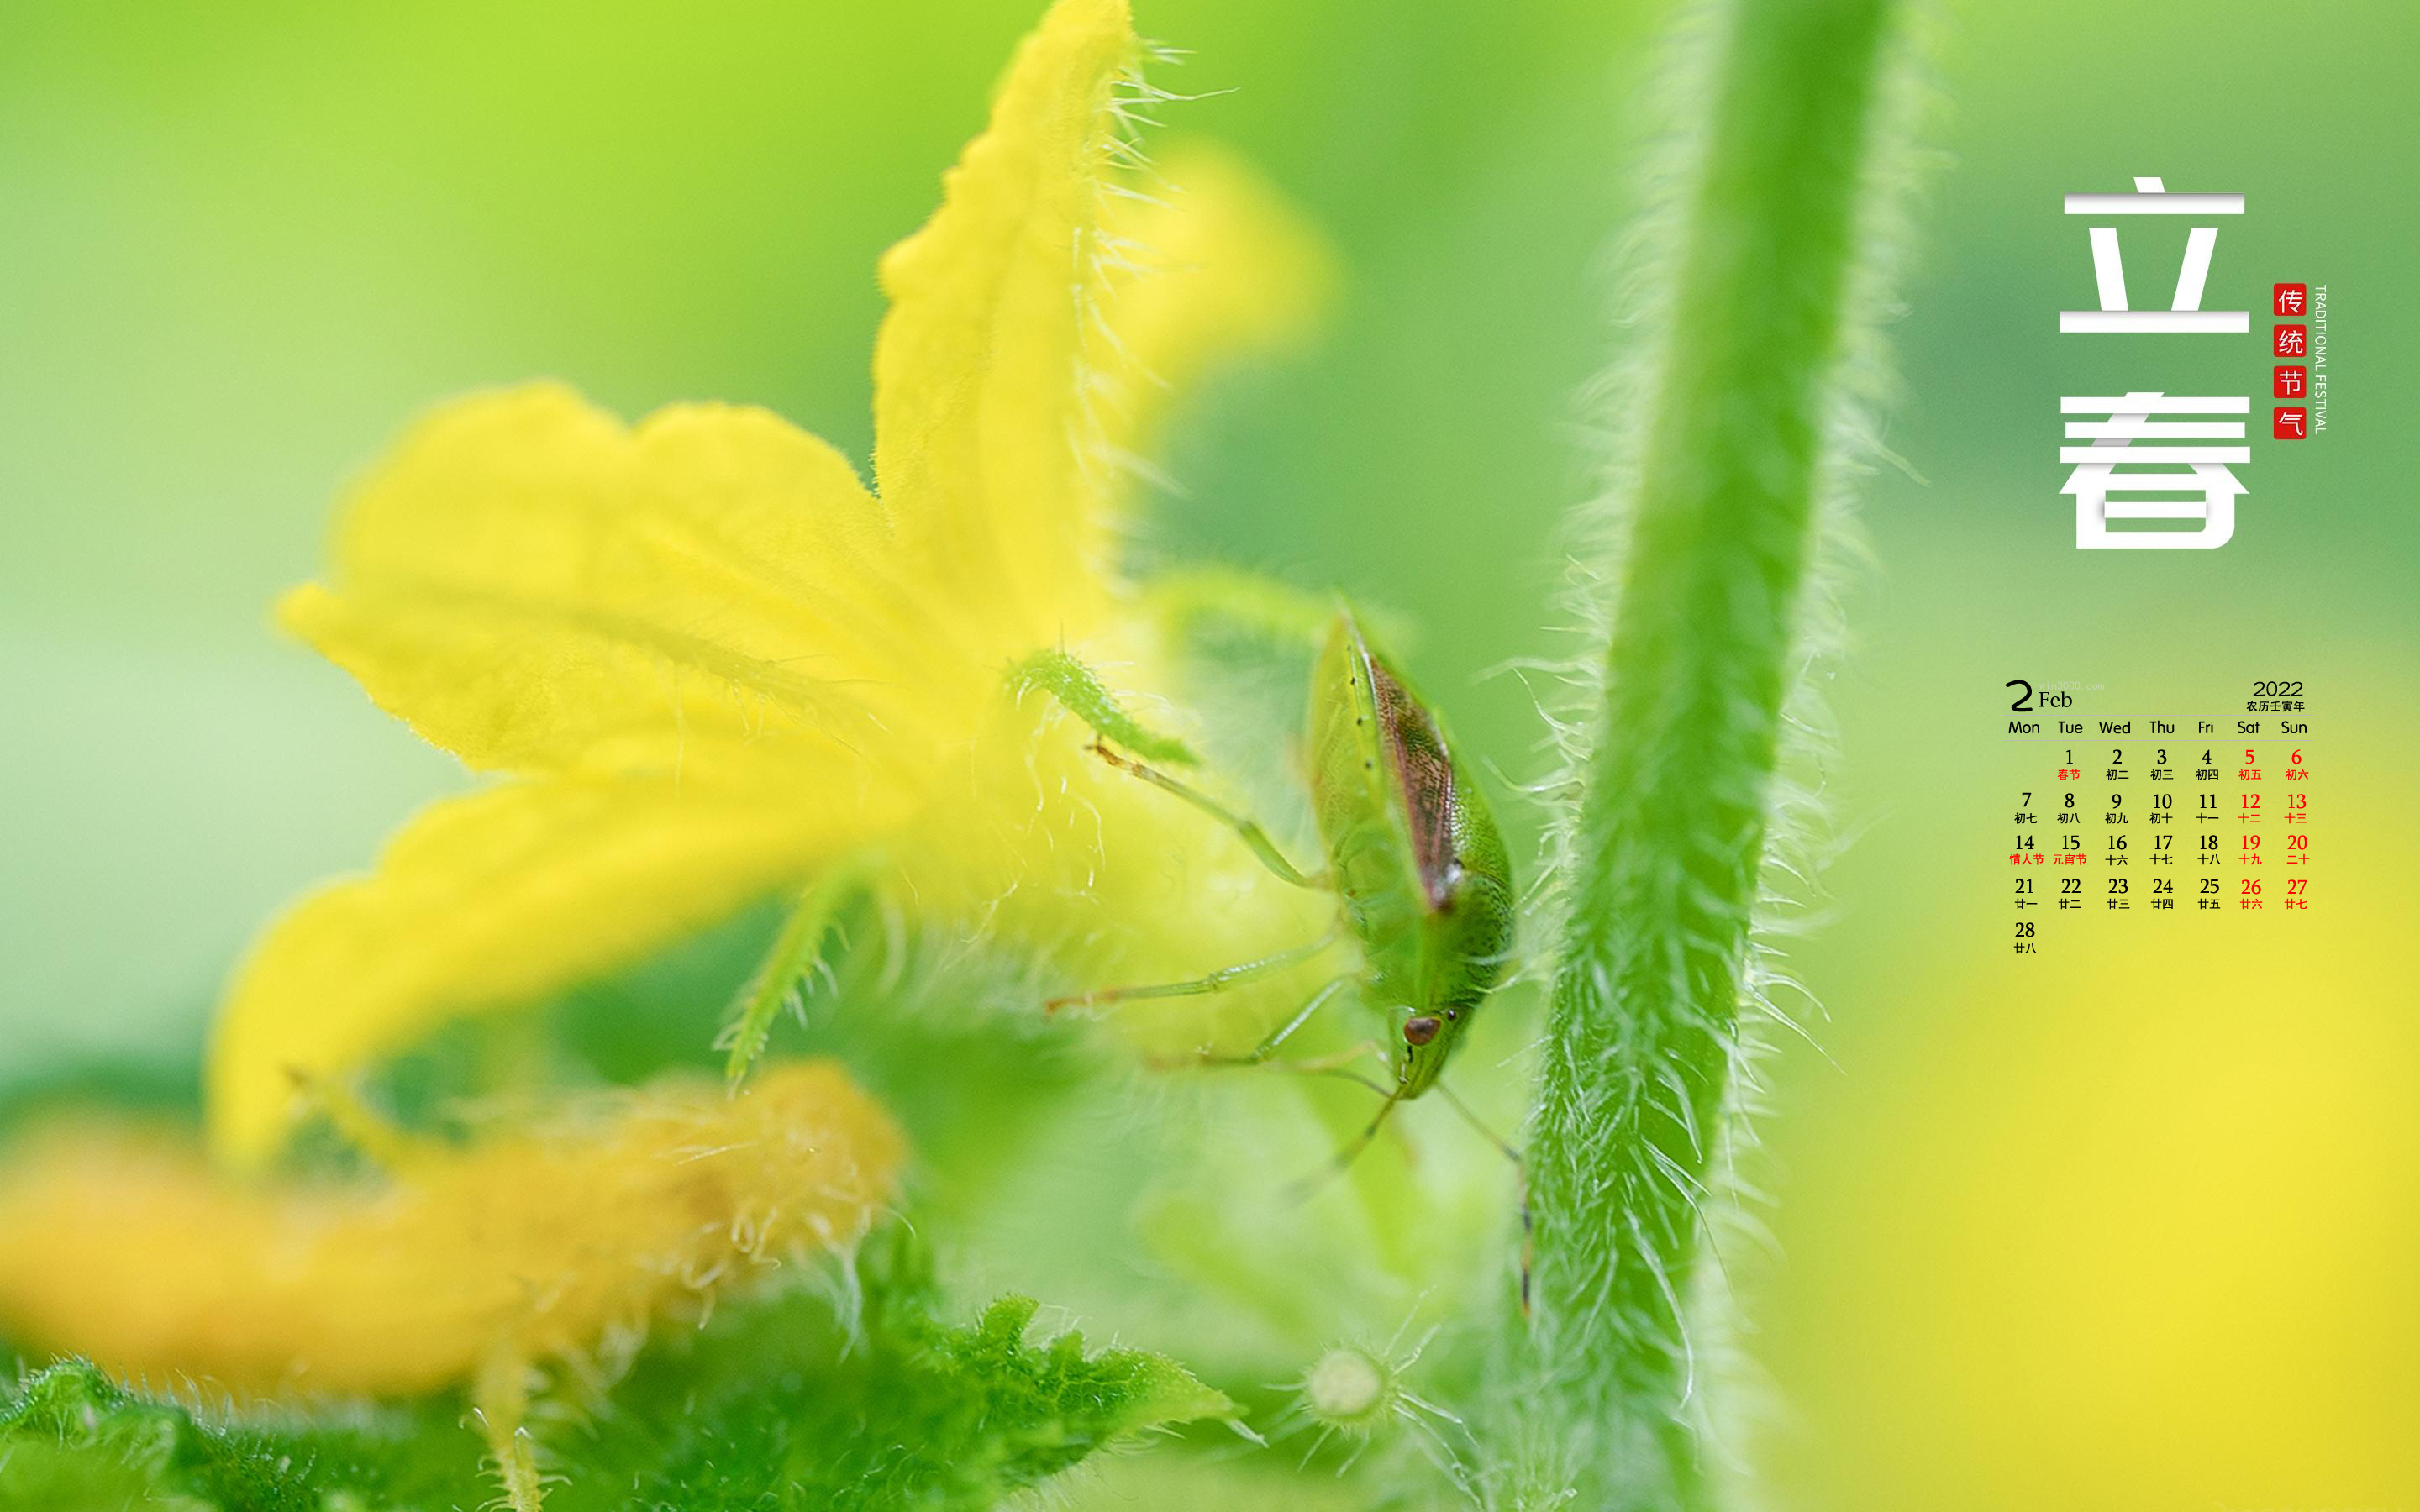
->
<box><xmin>1506</xmin><ymin>0</ymin><xmax>1902</xmax><ymax>1505</ymax></box>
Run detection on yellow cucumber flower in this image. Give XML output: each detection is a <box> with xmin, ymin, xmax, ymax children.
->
<box><xmin>0</xmin><ymin>1060</ymin><xmax>902</xmax><ymax>1509</ymax></box>
<box><xmin>208</xmin><ymin>0</ymin><xmax>1337</xmax><ymax>1163</ymax></box>
<box><xmin>0</xmin><ymin>1060</ymin><xmax>902</xmax><ymax>1395</ymax></box>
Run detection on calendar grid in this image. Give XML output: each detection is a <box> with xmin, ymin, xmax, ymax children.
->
<box><xmin>2003</xmin><ymin>695</ymin><xmax>2313</xmax><ymax>950</ymax></box>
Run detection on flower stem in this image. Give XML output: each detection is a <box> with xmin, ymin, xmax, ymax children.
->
<box><xmin>1506</xmin><ymin>0</ymin><xmax>1903</xmax><ymax>1505</ymax></box>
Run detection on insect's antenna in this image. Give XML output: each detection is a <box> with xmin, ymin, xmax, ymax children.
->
<box><xmin>1434</xmin><ymin>1079</ymin><xmax>1534</xmax><ymax>1319</ymax></box>
<box><xmin>1310</xmin><ymin>1067</ymin><xmax>1395</xmax><ymax>1102</ymax></box>
<box><xmin>1433</xmin><ymin>1079</ymin><xmax>1522</xmax><ymax>1168</ymax></box>
<box><xmin>1287</xmin><ymin>1086</ymin><xmax>1406</xmax><ymax>1205</ymax></box>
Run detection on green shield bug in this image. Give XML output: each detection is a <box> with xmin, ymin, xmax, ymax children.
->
<box><xmin>1049</xmin><ymin>607</ymin><xmax>1518</xmax><ymax>1163</ymax></box>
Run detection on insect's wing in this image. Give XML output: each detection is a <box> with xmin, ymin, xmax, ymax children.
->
<box><xmin>1311</xmin><ymin>614</ymin><xmax>1517</xmax><ymax>1011</ymax></box>
<box><xmin>1307</xmin><ymin>614</ymin><xmax>1430</xmax><ymax>1005</ymax></box>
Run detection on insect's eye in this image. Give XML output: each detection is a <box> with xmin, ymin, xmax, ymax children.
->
<box><xmin>1402</xmin><ymin>1016</ymin><xmax>1442</xmax><ymax>1047</ymax></box>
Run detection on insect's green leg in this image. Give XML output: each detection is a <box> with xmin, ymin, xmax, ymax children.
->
<box><xmin>721</xmin><ymin>866</ymin><xmax>861</xmax><ymax>1084</ymax></box>
<box><xmin>1045</xmin><ymin>933</ymin><xmax>1339</xmax><ymax>1015</ymax></box>
<box><xmin>1286</xmin><ymin>1088</ymin><xmax>1412</xmax><ymax>1205</ymax></box>
<box><xmin>1175</xmin><ymin>974</ymin><xmax>1361</xmax><ymax>1069</ymax></box>
<box><xmin>1086</xmin><ymin>743</ymin><xmax>1330</xmax><ymax>890</ymax></box>
<box><xmin>1007</xmin><ymin>645</ymin><xmax>1325</xmax><ymax>888</ymax></box>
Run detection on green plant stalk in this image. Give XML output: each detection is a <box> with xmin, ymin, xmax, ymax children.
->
<box><xmin>1511</xmin><ymin>0</ymin><xmax>1901</xmax><ymax>1505</ymax></box>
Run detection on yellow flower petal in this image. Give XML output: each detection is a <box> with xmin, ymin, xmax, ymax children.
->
<box><xmin>203</xmin><ymin>0</ymin><xmax>1341</xmax><ymax>1159</ymax></box>
<box><xmin>0</xmin><ymin>1063</ymin><xmax>902</xmax><ymax>1397</ymax></box>
<box><xmin>290</xmin><ymin>382</ymin><xmax>981</xmax><ymax>780</ymax></box>
<box><xmin>872</xmin><ymin>0</ymin><xmax>1138</xmax><ymax>644</ymax></box>
<box><xmin>208</xmin><ymin>774</ymin><xmax>904</xmax><ymax>1163</ymax></box>
<box><xmin>1094</xmin><ymin>140</ymin><xmax>1335</xmax><ymax>467</ymax></box>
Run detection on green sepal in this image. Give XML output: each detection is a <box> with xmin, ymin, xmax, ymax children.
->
<box><xmin>1010</xmin><ymin>648</ymin><xmax>1201</xmax><ymax>765</ymax></box>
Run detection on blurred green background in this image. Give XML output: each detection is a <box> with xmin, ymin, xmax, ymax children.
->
<box><xmin>3</xmin><ymin>2</ymin><xmax>2412</xmax><ymax>1509</ymax></box>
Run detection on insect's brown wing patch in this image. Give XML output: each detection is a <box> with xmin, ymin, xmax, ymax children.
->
<box><xmin>1365</xmin><ymin>655</ymin><xmax>1457</xmax><ymax>911</ymax></box>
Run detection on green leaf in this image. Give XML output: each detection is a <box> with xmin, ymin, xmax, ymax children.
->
<box><xmin>0</xmin><ymin>1234</ymin><xmax>1230</xmax><ymax>1512</ymax></box>
<box><xmin>0</xmin><ymin>1358</ymin><xmax>461</xmax><ymax>1512</ymax></box>
<box><xmin>592</xmin><ymin>1236</ymin><xmax>1234</xmax><ymax>1511</ymax></box>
